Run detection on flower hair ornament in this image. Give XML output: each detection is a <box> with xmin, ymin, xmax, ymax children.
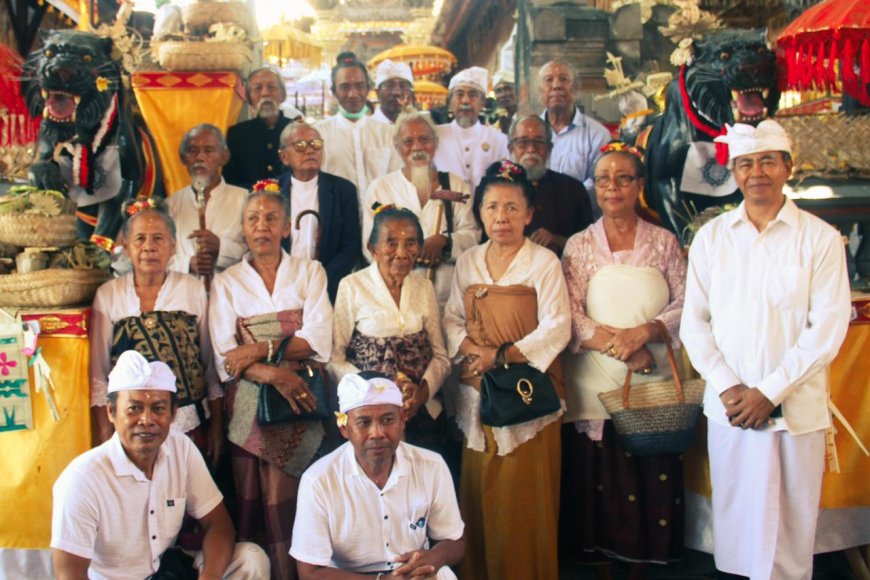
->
<box><xmin>601</xmin><ymin>141</ymin><xmax>645</xmax><ymax>162</ymax></box>
<box><xmin>251</xmin><ymin>179</ymin><xmax>281</xmax><ymax>193</ymax></box>
<box><xmin>125</xmin><ymin>197</ymin><xmax>158</xmax><ymax>217</ymax></box>
<box><xmin>495</xmin><ymin>159</ymin><xmax>523</xmax><ymax>181</ymax></box>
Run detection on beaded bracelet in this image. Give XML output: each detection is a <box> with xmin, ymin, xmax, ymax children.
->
<box><xmin>266</xmin><ymin>339</ymin><xmax>274</xmax><ymax>363</ymax></box>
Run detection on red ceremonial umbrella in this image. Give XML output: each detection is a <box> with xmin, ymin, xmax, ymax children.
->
<box><xmin>777</xmin><ymin>0</ymin><xmax>870</xmax><ymax>106</ymax></box>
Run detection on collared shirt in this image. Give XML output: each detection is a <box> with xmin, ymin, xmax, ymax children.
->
<box><xmin>51</xmin><ymin>432</ymin><xmax>223</xmax><ymax>580</ymax></box>
<box><xmin>541</xmin><ymin>107</ymin><xmax>611</xmax><ymax>212</ymax></box>
<box><xmin>434</xmin><ymin>121</ymin><xmax>509</xmax><ymax>189</ymax></box>
<box><xmin>362</xmin><ymin>169</ymin><xmax>479</xmax><ymax>306</ymax></box>
<box><xmin>288</xmin><ymin>175</ymin><xmax>320</xmax><ymax>259</ymax></box>
<box><xmin>290</xmin><ymin>441</ymin><xmax>463</xmax><ymax>575</ymax></box>
<box><xmin>316</xmin><ymin>114</ymin><xmax>400</xmax><ymax>201</ymax></box>
<box><xmin>89</xmin><ymin>271</ymin><xmax>221</xmax><ymax>433</ymax></box>
<box><xmin>209</xmin><ymin>250</ymin><xmax>333</xmax><ymax>382</ymax></box>
<box><xmin>166</xmin><ymin>178</ymin><xmax>248</xmax><ymax>274</ymax></box>
<box><xmin>680</xmin><ymin>198</ymin><xmax>851</xmax><ymax>434</ymax></box>
<box><xmin>329</xmin><ymin>263</ymin><xmax>451</xmax><ymax>416</ymax></box>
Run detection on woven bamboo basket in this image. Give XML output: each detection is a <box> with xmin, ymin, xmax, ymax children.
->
<box><xmin>0</xmin><ymin>212</ymin><xmax>77</xmax><ymax>247</ymax></box>
<box><xmin>181</xmin><ymin>2</ymin><xmax>253</xmax><ymax>36</ymax></box>
<box><xmin>0</xmin><ymin>268</ymin><xmax>111</xmax><ymax>307</ymax></box>
<box><xmin>155</xmin><ymin>40</ymin><xmax>253</xmax><ymax>73</ymax></box>
<box><xmin>778</xmin><ymin>113</ymin><xmax>870</xmax><ymax>179</ymax></box>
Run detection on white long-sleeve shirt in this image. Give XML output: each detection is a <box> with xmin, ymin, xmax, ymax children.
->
<box><xmin>434</xmin><ymin>121</ymin><xmax>509</xmax><ymax>190</ymax></box>
<box><xmin>444</xmin><ymin>238</ymin><xmax>571</xmax><ymax>373</ymax></box>
<box><xmin>680</xmin><ymin>198</ymin><xmax>851</xmax><ymax>434</ymax></box>
<box><xmin>209</xmin><ymin>251</ymin><xmax>333</xmax><ymax>383</ymax></box>
<box><xmin>316</xmin><ymin>114</ymin><xmax>400</xmax><ymax>200</ymax></box>
<box><xmin>166</xmin><ymin>178</ymin><xmax>248</xmax><ymax>274</ymax></box>
<box><xmin>329</xmin><ymin>264</ymin><xmax>450</xmax><ymax>417</ymax></box>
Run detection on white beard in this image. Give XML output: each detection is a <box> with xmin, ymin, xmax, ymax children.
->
<box><xmin>409</xmin><ymin>162</ymin><xmax>432</xmax><ymax>203</ymax></box>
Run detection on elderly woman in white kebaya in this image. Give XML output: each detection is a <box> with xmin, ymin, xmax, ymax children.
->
<box><xmin>330</xmin><ymin>205</ymin><xmax>451</xmax><ymax>453</ymax></box>
<box><xmin>90</xmin><ymin>197</ymin><xmax>222</xmax><ymax>465</ymax></box>
<box><xmin>208</xmin><ymin>182</ymin><xmax>333</xmax><ymax>580</ymax></box>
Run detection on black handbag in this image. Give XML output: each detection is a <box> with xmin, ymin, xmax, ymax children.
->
<box><xmin>480</xmin><ymin>342</ymin><xmax>561</xmax><ymax>427</ymax></box>
<box><xmin>257</xmin><ymin>336</ymin><xmax>331</xmax><ymax>425</ymax></box>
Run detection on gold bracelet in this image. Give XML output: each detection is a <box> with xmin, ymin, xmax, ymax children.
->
<box><xmin>266</xmin><ymin>339</ymin><xmax>274</xmax><ymax>363</ymax></box>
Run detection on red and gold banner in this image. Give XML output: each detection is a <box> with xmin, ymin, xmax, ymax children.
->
<box><xmin>21</xmin><ymin>308</ymin><xmax>90</xmax><ymax>338</ymax></box>
<box><xmin>132</xmin><ymin>71</ymin><xmax>246</xmax><ymax>194</ymax></box>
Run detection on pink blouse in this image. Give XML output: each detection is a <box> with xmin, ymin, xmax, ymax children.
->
<box><xmin>561</xmin><ymin>218</ymin><xmax>687</xmax><ymax>353</ymax></box>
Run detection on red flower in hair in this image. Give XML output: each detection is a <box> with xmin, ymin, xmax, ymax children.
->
<box><xmin>252</xmin><ymin>179</ymin><xmax>281</xmax><ymax>193</ymax></box>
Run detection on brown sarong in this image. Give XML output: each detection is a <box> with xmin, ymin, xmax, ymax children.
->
<box><xmin>458</xmin><ymin>283</ymin><xmax>561</xmax><ymax>580</ymax></box>
<box><xmin>345</xmin><ymin>328</ymin><xmax>432</xmax><ymax>384</ymax></box>
<box><xmin>225</xmin><ymin>309</ymin><xmax>325</xmax><ymax>477</ymax></box>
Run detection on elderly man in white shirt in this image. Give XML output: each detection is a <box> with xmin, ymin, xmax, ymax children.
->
<box><xmin>291</xmin><ymin>373</ymin><xmax>465</xmax><ymax>579</ymax></box>
<box><xmin>317</xmin><ymin>52</ymin><xmax>400</xmax><ymax>202</ymax></box>
<box><xmin>52</xmin><ymin>351</ymin><xmax>269</xmax><ymax>580</ymax></box>
<box><xmin>167</xmin><ymin>124</ymin><xmax>247</xmax><ymax>277</ymax></box>
<box><xmin>434</xmin><ymin>66</ymin><xmax>509</xmax><ymax>190</ymax></box>
<box><xmin>538</xmin><ymin>60</ymin><xmax>611</xmax><ymax>215</ymax></box>
<box><xmin>363</xmin><ymin>111</ymin><xmax>479</xmax><ymax>307</ymax></box>
<box><xmin>680</xmin><ymin>120</ymin><xmax>851</xmax><ymax>580</ymax></box>
<box><xmin>372</xmin><ymin>59</ymin><xmax>415</xmax><ymax>125</ymax></box>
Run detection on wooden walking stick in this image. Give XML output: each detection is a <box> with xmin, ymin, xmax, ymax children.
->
<box><xmin>427</xmin><ymin>203</ymin><xmax>444</xmax><ymax>282</ymax></box>
<box><xmin>191</xmin><ymin>176</ymin><xmax>211</xmax><ymax>292</ymax></box>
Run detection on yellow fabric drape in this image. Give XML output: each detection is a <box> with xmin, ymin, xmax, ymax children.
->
<box><xmin>132</xmin><ymin>72</ymin><xmax>245</xmax><ymax>195</ymax></box>
<box><xmin>0</xmin><ymin>334</ymin><xmax>90</xmax><ymax>549</ymax></box>
<box><xmin>684</xmin><ymin>317</ymin><xmax>870</xmax><ymax>509</ymax></box>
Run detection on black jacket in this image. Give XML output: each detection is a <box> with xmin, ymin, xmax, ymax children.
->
<box><xmin>277</xmin><ymin>170</ymin><xmax>361</xmax><ymax>302</ymax></box>
<box><xmin>224</xmin><ymin>113</ymin><xmax>292</xmax><ymax>190</ymax></box>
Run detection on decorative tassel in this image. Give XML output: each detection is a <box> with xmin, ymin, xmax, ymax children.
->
<box><xmin>715</xmin><ymin>143</ymin><xmax>729</xmax><ymax>166</ymax></box>
<box><xmin>861</xmin><ymin>37</ymin><xmax>870</xmax><ymax>106</ymax></box>
<box><xmin>842</xmin><ymin>37</ymin><xmax>856</xmax><ymax>96</ymax></box>
<box><xmin>827</xmin><ymin>41</ymin><xmax>838</xmax><ymax>89</ymax></box>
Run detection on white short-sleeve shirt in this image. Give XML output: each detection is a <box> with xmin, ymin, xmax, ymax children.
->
<box><xmin>51</xmin><ymin>432</ymin><xmax>223</xmax><ymax>580</ymax></box>
<box><xmin>290</xmin><ymin>441</ymin><xmax>463</xmax><ymax>575</ymax></box>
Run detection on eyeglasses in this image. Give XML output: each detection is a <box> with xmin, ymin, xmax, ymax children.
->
<box><xmin>510</xmin><ymin>137</ymin><xmax>549</xmax><ymax>150</ymax></box>
<box><xmin>286</xmin><ymin>139</ymin><xmax>324</xmax><ymax>152</ymax></box>
<box><xmin>593</xmin><ymin>175</ymin><xmax>639</xmax><ymax>188</ymax></box>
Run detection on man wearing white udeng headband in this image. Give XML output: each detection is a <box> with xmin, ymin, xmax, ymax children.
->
<box><xmin>680</xmin><ymin>120</ymin><xmax>851</xmax><ymax>579</ymax></box>
<box><xmin>292</xmin><ymin>372</ymin><xmax>465</xmax><ymax>579</ymax></box>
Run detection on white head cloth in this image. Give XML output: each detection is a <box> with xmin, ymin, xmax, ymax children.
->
<box><xmin>449</xmin><ymin>66</ymin><xmax>488</xmax><ymax>93</ymax></box>
<box><xmin>714</xmin><ymin>120</ymin><xmax>792</xmax><ymax>163</ymax></box>
<box><xmin>376</xmin><ymin>59</ymin><xmax>414</xmax><ymax>87</ymax></box>
<box><xmin>337</xmin><ymin>374</ymin><xmax>403</xmax><ymax>414</ymax></box>
<box><xmin>108</xmin><ymin>350</ymin><xmax>177</xmax><ymax>394</ymax></box>
<box><xmin>493</xmin><ymin>70</ymin><xmax>515</xmax><ymax>86</ymax></box>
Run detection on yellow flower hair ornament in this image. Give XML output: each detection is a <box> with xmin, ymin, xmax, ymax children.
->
<box><xmin>334</xmin><ymin>411</ymin><xmax>348</xmax><ymax>427</ymax></box>
<box><xmin>125</xmin><ymin>197</ymin><xmax>158</xmax><ymax>217</ymax></box>
<box><xmin>251</xmin><ymin>179</ymin><xmax>281</xmax><ymax>193</ymax></box>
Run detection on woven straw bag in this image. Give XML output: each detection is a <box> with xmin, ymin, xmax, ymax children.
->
<box><xmin>0</xmin><ymin>212</ymin><xmax>77</xmax><ymax>247</ymax></box>
<box><xmin>598</xmin><ymin>321</ymin><xmax>705</xmax><ymax>456</ymax></box>
<box><xmin>0</xmin><ymin>268</ymin><xmax>111</xmax><ymax>307</ymax></box>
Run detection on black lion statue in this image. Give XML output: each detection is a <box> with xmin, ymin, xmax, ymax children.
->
<box><xmin>23</xmin><ymin>29</ymin><xmax>162</xmax><ymax>250</ymax></box>
<box><xmin>642</xmin><ymin>29</ymin><xmax>780</xmax><ymax>239</ymax></box>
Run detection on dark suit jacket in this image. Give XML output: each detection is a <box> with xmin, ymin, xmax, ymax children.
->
<box><xmin>277</xmin><ymin>170</ymin><xmax>361</xmax><ymax>301</ymax></box>
<box><xmin>224</xmin><ymin>113</ymin><xmax>292</xmax><ymax>190</ymax></box>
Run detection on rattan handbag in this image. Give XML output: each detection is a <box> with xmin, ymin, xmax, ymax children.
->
<box><xmin>597</xmin><ymin>321</ymin><xmax>706</xmax><ymax>456</ymax></box>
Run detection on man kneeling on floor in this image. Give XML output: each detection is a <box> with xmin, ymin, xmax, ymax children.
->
<box><xmin>51</xmin><ymin>350</ymin><xmax>269</xmax><ymax>580</ymax></box>
<box><xmin>291</xmin><ymin>372</ymin><xmax>465</xmax><ymax>579</ymax></box>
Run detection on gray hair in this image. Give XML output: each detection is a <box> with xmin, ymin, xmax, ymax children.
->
<box><xmin>178</xmin><ymin>123</ymin><xmax>228</xmax><ymax>160</ymax></box>
<box><xmin>508</xmin><ymin>115</ymin><xmax>553</xmax><ymax>146</ymax></box>
<box><xmin>243</xmin><ymin>190</ymin><xmax>291</xmax><ymax>225</ymax></box>
<box><xmin>393</xmin><ymin>110</ymin><xmax>439</xmax><ymax>153</ymax></box>
<box><xmin>539</xmin><ymin>59</ymin><xmax>576</xmax><ymax>84</ymax></box>
<box><xmin>279</xmin><ymin>121</ymin><xmax>321</xmax><ymax>149</ymax></box>
<box><xmin>246</xmin><ymin>67</ymin><xmax>287</xmax><ymax>103</ymax></box>
<box><xmin>120</xmin><ymin>197</ymin><xmax>177</xmax><ymax>242</ymax></box>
